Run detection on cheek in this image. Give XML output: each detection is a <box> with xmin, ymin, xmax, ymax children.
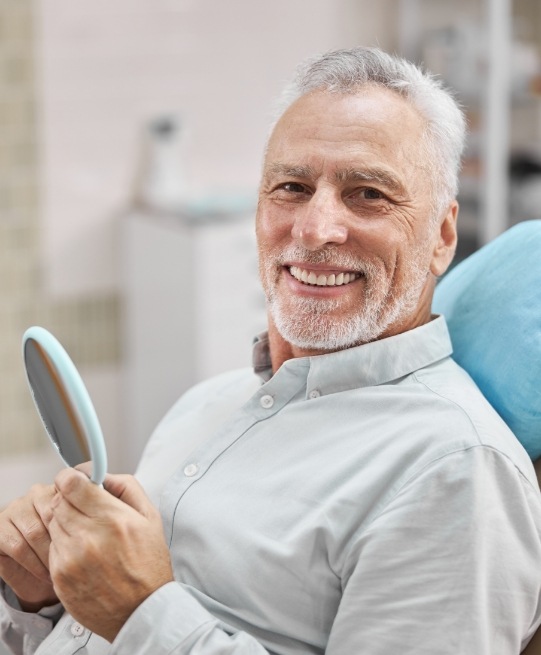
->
<box><xmin>390</xmin><ymin>242</ymin><xmax>432</xmax><ymax>295</ymax></box>
<box><xmin>351</xmin><ymin>227</ymin><xmax>401</xmax><ymax>273</ymax></box>
<box><xmin>256</xmin><ymin>208</ymin><xmax>291</xmax><ymax>261</ymax></box>
<box><xmin>256</xmin><ymin>199</ymin><xmax>296</xmax><ymax>237</ymax></box>
<box><xmin>255</xmin><ymin>207</ymin><xmax>273</xmax><ymax>251</ymax></box>
<box><xmin>256</xmin><ymin>214</ymin><xmax>280</xmax><ymax>286</ymax></box>
<box><xmin>362</xmin><ymin>242</ymin><xmax>406</xmax><ymax>298</ymax></box>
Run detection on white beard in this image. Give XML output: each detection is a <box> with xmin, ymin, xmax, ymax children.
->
<box><xmin>260</xmin><ymin>245</ymin><xmax>429</xmax><ymax>351</ymax></box>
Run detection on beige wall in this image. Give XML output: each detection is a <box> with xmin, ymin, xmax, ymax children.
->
<box><xmin>36</xmin><ymin>0</ymin><xmax>397</xmax><ymax>299</ymax></box>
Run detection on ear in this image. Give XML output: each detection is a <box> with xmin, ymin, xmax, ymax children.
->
<box><xmin>430</xmin><ymin>201</ymin><xmax>459</xmax><ymax>277</ymax></box>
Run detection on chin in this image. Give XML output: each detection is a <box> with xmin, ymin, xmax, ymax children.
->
<box><xmin>268</xmin><ymin>280</ymin><xmax>428</xmax><ymax>351</ymax></box>
<box><xmin>270</xmin><ymin>300</ymin><xmax>387</xmax><ymax>351</ymax></box>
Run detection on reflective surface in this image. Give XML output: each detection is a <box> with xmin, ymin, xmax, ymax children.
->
<box><xmin>24</xmin><ymin>338</ymin><xmax>91</xmax><ymax>466</ymax></box>
<box><xmin>22</xmin><ymin>327</ymin><xmax>107</xmax><ymax>484</ymax></box>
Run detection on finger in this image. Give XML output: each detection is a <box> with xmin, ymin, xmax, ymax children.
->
<box><xmin>74</xmin><ymin>462</ymin><xmax>93</xmax><ymax>479</ymax></box>
<box><xmin>14</xmin><ymin>512</ymin><xmax>51</xmax><ymax>570</ymax></box>
<box><xmin>22</xmin><ymin>486</ymin><xmax>55</xmax><ymax>566</ymax></box>
<box><xmin>33</xmin><ymin>486</ymin><xmax>57</xmax><ymax>529</ymax></box>
<box><xmin>54</xmin><ymin>467</ymin><xmax>91</xmax><ymax>492</ymax></box>
<box><xmin>0</xmin><ymin>519</ymin><xmax>51</xmax><ymax>583</ymax></box>
<box><xmin>102</xmin><ymin>474</ymin><xmax>156</xmax><ymax>519</ymax></box>
<box><xmin>49</xmin><ymin>496</ymin><xmax>81</xmax><ymax>538</ymax></box>
<box><xmin>0</xmin><ymin>485</ymin><xmax>57</xmax><ymax>588</ymax></box>
<box><xmin>54</xmin><ymin>468</ymin><xmax>105</xmax><ymax>518</ymax></box>
<box><xmin>55</xmin><ymin>469</ymin><xmax>157</xmax><ymax>525</ymax></box>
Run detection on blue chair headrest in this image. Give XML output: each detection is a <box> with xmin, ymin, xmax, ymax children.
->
<box><xmin>433</xmin><ymin>220</ymin><xmax>541</xmax><ymax>460</ymax></box>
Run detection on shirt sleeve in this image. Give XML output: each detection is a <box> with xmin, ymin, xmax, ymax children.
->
<box><xmin>325</xmin><ymin>446</ymin><xmax>541</xmax><ymax>655</ymax></box>
<box><xmin>0</xmin><ymin>581</ymin><xmax>63</xmax><ymax>655</ymax></box>
<box><xmin>110</xmin><ymin>582</ymin><xmax>271</xmax><ymax>655</ymax></box>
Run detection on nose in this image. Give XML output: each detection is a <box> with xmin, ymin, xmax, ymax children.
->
<box><xmin>290</xmin><ymin>189</ymin><xmax>348</xmax><ymax>250</ymax></box>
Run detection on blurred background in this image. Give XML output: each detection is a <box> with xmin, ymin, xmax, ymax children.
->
<box><xmin>1</xmin><ymin>0</ymin><xmax>540</xmax><ymax>505</ymax></box>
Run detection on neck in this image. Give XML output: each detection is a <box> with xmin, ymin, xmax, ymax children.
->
<box><xmin>267</xmin><ymin>320</ymin><xmax>333</xmax><ymax>373</ymax></box>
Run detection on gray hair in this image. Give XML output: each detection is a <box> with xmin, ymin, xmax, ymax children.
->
<box><xmin>273</xmin><ymin>47</ymin><xmax>467</xmax><ymax>218</ymax></box>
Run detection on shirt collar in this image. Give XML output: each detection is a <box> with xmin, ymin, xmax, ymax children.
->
<box><xmin>252</xmin><ymin>316</ymin><xmax>453</xmax><ymax>394</ymax></box>
<box><xmin>252</xmin><ymin>331</ymin><xmax>273</xmax><ymax>382</ymax></box>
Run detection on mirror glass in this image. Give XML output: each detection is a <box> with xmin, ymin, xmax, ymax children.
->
<box><xmin>22</xmin><ymin>326</ymin><xmax>107</xmax><ymax>484</ymax></box>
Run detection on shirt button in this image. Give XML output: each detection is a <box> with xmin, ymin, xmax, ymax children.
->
<box><xmin>308</xmin><ymin>389</ymin><xmax>321</xmax><ymax>399</ymax></box>
<box><xmin>260</xmin><ymin>394</ymin><xmax>274</xmax><ymax>409</ymax></box>
<box><xmin>70</xmin><ymin>622</ymin><xmax>85</xmax><ymax>637</ymax></box>
<box><xmin>184</xmin><ymin>463</ymin><xmax>199</xmax><ymax>477</ymax></box>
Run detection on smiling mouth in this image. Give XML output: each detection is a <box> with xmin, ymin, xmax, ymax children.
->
<box><xmin>288</xmin><ymin>266</ymin><xmax>361</xmax><ymax>287</ymax></box>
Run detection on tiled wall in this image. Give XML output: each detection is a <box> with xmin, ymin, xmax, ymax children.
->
<box><xmin>0</xmin><ymin>0</ymin><xmax>43</xmax><ymax>456</ymax></box>
<box><xmin>0</xmin><ymin>0</ymin><xmax>119</xmax><ymax>459</ymax></box>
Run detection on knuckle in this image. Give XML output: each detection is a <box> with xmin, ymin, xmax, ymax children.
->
<box><xmin>58</xmin><ymin>471</ymin><xmax>83</xmax><ymax>496</ymax></box>
<box><xmin>41</xmin><ymin>506</ymin><xmax>54</xmax><ymax>526</ymax></box>
<box><xmin>29</xmin><ymin>484</ymin><xmax>55</xmax><ymax>505</ymax></box>
<box><xmin>29</xmin><ymin>483</ymin><xmax>47</xmax><ymax>496</ymax></box>
<box><xmin>9</xmin><ymin>534</ymin><xmax>27</xmax><ymax>561</ymax></box>
<box><xmin>0</xmin><ymin>521</ymin><xmax>24</xmax><ymax>555</ymax></box>
<box><xmin>34</xmin><ymin>483</ymin><xmax>56</xmax><ymax>502</ymax></box>
<box><xmin>21</xmin><ymin>518</ymin><xmax>48</xmax><ymax>544</ymax></box>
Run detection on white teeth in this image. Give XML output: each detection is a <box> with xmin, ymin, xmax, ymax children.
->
<box><xmin>289</xmin><ymin>267</ymin><xmax>359</xmax><ymax>287</ymax></box>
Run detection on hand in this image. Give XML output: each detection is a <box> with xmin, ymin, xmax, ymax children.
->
<box><xmin>49</xmin><ymin>468</ymin><xmax>174</xmax><ymax>643</ymax></box>
<box><xmin>0</xmin><ymin>484</ymin><xmax>58</xmax><ymax>611</ymax></box>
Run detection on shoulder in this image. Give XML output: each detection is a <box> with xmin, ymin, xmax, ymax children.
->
<box><xmin>163</xmin><ymin>367</ymin><xmax>260</xmax><ymax>416</ymax></box>
<box><xmin>410</xmin><ymin>356</ymin><xmax>538</xmax><ymax>489</ymax></box>
<box><xmin>184</xmin><ymin>367</ymin><xmax>259</xmax><ymax>398</ymax></box>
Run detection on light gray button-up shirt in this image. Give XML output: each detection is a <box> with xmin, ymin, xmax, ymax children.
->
<box><xmin>2</xmin><ymin>317</ymin><xmax>541</xmax><ymax>654</ymax></box>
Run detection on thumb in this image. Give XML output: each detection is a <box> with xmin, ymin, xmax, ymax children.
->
<box><xmin>102</xmin><ymin>474</ymin><xmax>155</xmax><ymax>518</ymax></box>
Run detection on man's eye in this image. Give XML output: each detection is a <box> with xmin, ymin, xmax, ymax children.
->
<box><xmin>361</xmin><ymin>187</ymin><xmax>384</xmax><ymax>200</ymax></box>
<box><xmin>280</xmin><ymin>182</ymin><xmax>307</xmax><ymax>194</ymax></box>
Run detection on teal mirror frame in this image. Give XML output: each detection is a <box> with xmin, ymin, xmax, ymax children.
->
<box><xmin>22</xmin><ymin>326</ymin><xmax>107</xmax><ymax>485</ymax></box>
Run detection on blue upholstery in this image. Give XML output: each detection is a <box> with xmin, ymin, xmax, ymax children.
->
<box><xmin>433</xmin><ymin>220</ymin><xmax>541</xmax><ymax>460</ymax></box>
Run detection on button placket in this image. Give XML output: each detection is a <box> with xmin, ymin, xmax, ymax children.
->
<box><xmin>161</xmin><ymin>410</ymin><xmax>264</xmax><ymax>545</ymax></box>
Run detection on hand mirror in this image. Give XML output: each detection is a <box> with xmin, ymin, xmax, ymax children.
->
<box><xmin>22</xmin><ymin>326</ymin><xmax>107</xmax><ymax>485</ymax></box>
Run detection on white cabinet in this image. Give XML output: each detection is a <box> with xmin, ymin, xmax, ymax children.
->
<box><xmin>120</xmin><ymin>211</ymin><xmax>266</xmax><ymax>470</ymax></box>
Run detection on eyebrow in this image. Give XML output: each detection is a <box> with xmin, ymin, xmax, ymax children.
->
<box><xmin>263</xmin><ymin>162</ymin><xmax>406</xmax><ymax>195</ymax></box>
<box><xmin>264</xmin><ymin>163</ymin><xmax>318</xmax><ymax>181</ymax></box>
<box><xmin>334</xmin><ymin>167</ymin><xmax>406</xmax><ymax>195</ymax></box>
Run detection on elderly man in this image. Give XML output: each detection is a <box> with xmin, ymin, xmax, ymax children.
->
<box><xmin>1</xmin><ymin>47</ymin><xmax>540</xmax><ymax>655</ymax></box>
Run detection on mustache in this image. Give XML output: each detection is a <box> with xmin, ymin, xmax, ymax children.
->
<box><xmin>276</xmin><ymin>245</ymin><xmax>380</xmax><ymax>275</ymax></box>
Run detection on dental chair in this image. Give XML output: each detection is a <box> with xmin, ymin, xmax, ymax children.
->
<box><xmin>433</xmin><ymin>219</ymin><xmax>541</xmax><ymax>654</ymax></box>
